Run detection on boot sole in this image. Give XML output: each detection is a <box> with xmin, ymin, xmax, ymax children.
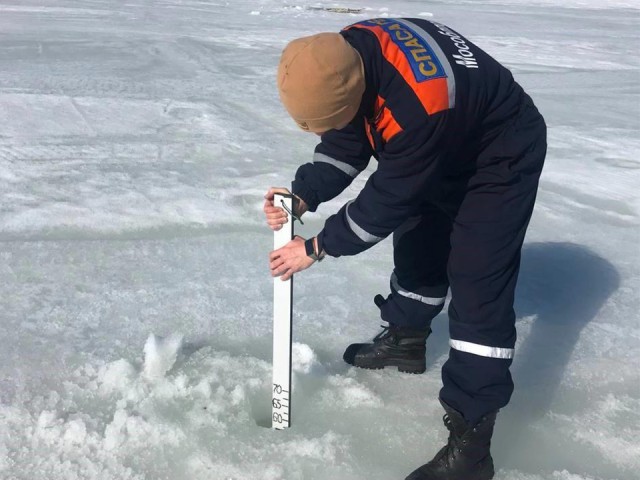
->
<box><xmin>348</xmin><ymin>358</ymin><xmax>426</xmax><ymax>374</ymax></box>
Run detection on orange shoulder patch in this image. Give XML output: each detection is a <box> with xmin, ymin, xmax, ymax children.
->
<box><xmin>346</xmin><ymin>19</ymin><xmax>453</xmax><ymax>116</ymax></box>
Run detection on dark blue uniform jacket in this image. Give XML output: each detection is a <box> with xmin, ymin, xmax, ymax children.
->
<box><xmin>291</xmin><ymin>18</ymin><xmax>528</xmax><ymax>257</ymax></box>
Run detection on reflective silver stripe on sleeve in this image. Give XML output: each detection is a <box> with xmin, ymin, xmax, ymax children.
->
<box><xmin>345</xmin><ymin>200</ymin><xmax>384</xmax><ymax>244</ymax></box>
<box><xmin>313</xmin><ymin>152</ymin><xmax>360</xmax><ymax>178</ymax></box>
<box><xmin>449</xmin><ymin>339</ymin><xmax>514</xmax><ymax>359</ymax></box>
<box><xmin>401</xmin><ymin>19</ymin><xmax>456</xmax><ymax>109</ymax></box>
<box><xmin>391</xmin><ymin>273</ymin><xmax>446</xmax><ymax>306</ymax></box>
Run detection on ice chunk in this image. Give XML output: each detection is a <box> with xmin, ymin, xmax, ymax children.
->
<box><xmin>292</xmin><ymin>342</ymin><xmax>324</xmax><ymax>374</ymax></box>
<box><xmin>143</xmin><ymin>333</ymin><xmax>184</xmax><ymax>380</ymax></box>
<box><xmin>98</xmin><ymin>359</ymin><xmax>137</xmax><ymax>393</ymax></box>
<box><xmin>63</xmin><ymin>418</ymin><xmax>87</xmax><ymax>445</ymax></box>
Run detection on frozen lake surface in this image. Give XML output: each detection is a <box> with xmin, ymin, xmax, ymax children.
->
<box><xmin>0</xmin><ymin>1</ymin><xmax>639</xmax><ymax>479</ymax></box>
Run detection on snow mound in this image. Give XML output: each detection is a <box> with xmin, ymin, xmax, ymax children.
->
<box><xmin>0</xmin><ymin>335</ymin><xmax>378</xmax><ymax>479</ymax></box>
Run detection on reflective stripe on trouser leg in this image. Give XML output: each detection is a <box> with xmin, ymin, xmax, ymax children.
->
<box><xmin>379</xmin><ymin>273</ymin><xmax>448</xmax><ymax>329</ymax></box>
<box><xmin>391</xmin><ymin>273</ymin><xmax>446</xmax><ymax>307</ymax></box>
<box><xmin>449</xmin><ymin>339</ymin><xmax>514</xmax><ymax>359</ymax></box>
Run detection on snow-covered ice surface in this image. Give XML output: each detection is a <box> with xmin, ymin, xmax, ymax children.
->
<box><xmin>0</xmin><ymin>0</ymin><xmax>638</xmax><ymax>479</ymax></box>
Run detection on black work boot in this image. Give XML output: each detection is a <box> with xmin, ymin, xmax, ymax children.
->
<box><xmin>342</xmin><ymin>323</ymin><xmax>430</xmax><ymax>374</ymax></box>
<box><xmin>405</xmin><ymin>400</ymin><xmax>497</xmax><ymax>480</ymax></box>
<box><xmin>343</xmin><ymin>296</ymin><xmax>431</xmax><ymax>374</ymax></box>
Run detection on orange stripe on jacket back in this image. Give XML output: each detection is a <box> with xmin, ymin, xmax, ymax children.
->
<box><xmin>374</xmin><ymin>95</ymin><xmax>403</xmax><ymax>143</ymax></box>
<box><xmin>364</xmin><ymin>95</ymin><xmax>404</xmax><ymax>148</ymax></box>
<box><xmin>364</xmin><ymin>117</ymin><xmax>375</xmax><ymax>150</ymax></box>
<box><xmin>348</xmin><ymin>22</ymin><xmax>451</xmax><ymax>116</ymax></box>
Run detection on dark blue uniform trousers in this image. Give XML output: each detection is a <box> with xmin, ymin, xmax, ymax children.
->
<box><xmin>379</xmin><ymin>98</ymin><xmax>547</xmax><ymax>425</ymax></box>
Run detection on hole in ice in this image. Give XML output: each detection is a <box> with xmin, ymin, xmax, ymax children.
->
<box><xmin>251</xmin><ymin>394</ymin><xmax>273</xmax><ymax>429</ymax></box>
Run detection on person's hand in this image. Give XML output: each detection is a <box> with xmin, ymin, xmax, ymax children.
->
<box><xmin>263</xmin><ymin>187</ymin><xmax>290</xmax><ymax>231</ymax></box>
<box><xmin>263</xmin><ymin>187</ymin><xmax>309</xmax><ymax>231</ymax></box>
<box><xmin>269</xmin><ymin>236</ymin><xmax>315</xmax><ymax>281</ymax></box>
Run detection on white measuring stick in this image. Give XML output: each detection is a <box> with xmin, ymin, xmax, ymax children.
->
<box><xmin>272</xmin><ymin>193</ymin><xmax>294</xmax><ymax>429</ymax></box>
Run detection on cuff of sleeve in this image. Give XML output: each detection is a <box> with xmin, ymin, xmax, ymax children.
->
<box><xmin>291</xmin><ymin>180</ymin><xmax>320</xmax><ymax>213</ymax></box>
<box><xmin>316</xmin><ymin>229</ymin><xmax>333</xmax><ymax>257</ymax></box>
